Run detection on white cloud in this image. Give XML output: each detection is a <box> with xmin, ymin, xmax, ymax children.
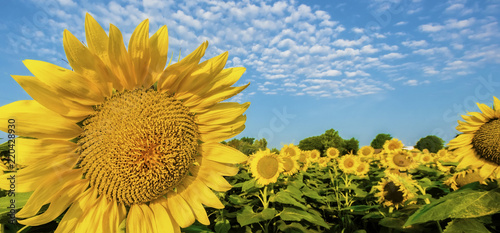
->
<box><xmin>361</xmin><ymin>45</ymin><xmax>379</xmax><ymax>54</ymax></box>
<box><xmin>352</xmin><ymin>27</ymin><xmax>364</xmax><ymax>33</ymax></box>
<box><xmin>445</xmin><ymin>3</ymin><xmax>464</xmax><ymax>12</ymax></box>
<box><xmin>309</xmin><ymin>69</ymin><xmax>342</xmax><ymax>78</ymax></box>
<box><xmin>419</xmin><ymin>23</ymin><xmax>444</xmax><ymax>32</ymax></box>
<box><xmin>445</xmin><ymin>18</ymin><xmax>475</xmax><ymax>29</ymax></box>
<box><xmin>332</xmin><ymin>36</ymin><xmax>368</xmax><ymax>47</ymax></box>
<box><xmin>423</xmin><ymin>67</ymin><xmax>439</xmax><ymax>75</ymax></box>
<box><xmin>381</xmin><ymin>53</ymin><xmax>406</xmax><ymax>59</ymax></box>
<box><xmin>402</xmin><ymin>40</ymin><xmax>428</xmax><ymax>47</ymax></box>
<box><xmin>395</xmin><ymin>21</ymin><xmax>407</xmax><ymax>26</ymax></box>
<box><xmin>345</xmin><ymin>70</ymin><xmax>370</xmax><ymax>77</ymax></box>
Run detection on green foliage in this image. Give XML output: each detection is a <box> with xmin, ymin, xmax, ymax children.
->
<box><xmin>415</xmin><ymin>135</ymin><xmax>445</xmax><ymax>153</ymax></box>
<box><xmin>298</xmin><ymin>129</ymin><xmax>359</xmax><ymax>155</ymax></box>
<box><xmin>226</xmin><ymin>137</ymin><xmax>268</xmax><ymax>155</ymax></box>
<box><xmin>370</xmin><ymin>133</ymin><xmax>392</xmax><ymax>149</ymax></box>
<box><xmin>343</xmin><ymin>137</ymin><xmax>359</xmax><ymax>155</ymax></box>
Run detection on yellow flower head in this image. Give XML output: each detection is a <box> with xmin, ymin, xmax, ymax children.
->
<box><xmin>308</xmin><ymin>149</ymin><xmax>321</xmax><ymax>162</ymax></box>
<box><xmin>444</xmin><ymin>169</ymin><xmax>487</xmax><ymax>190</ymax></box>
<box><xmin>374</xmin><ymin>173</ymin><xmax>417</xmax><ymax>209</ymax></box>
<box><xmin>419</xmin><ymin>153</ymin><xmax>435</xmax><ymax>165</ymax></box>
<box><xmin>383</xmin><ymin>138</ymin><xmax>404</xmax><ymax>151</ymax></box>
<box><xmin>338</xmin><ymin>153</ymin><xmax>359</xmax><ymax>174</ymax></box>
<box><xmin>358</xmin><ymin>145</ymin><xmax>375</xmax><ymax>158</ymax></box>
<box><xmin>354</xmin><ymin>161</ymin><xmax>370</xmax><ymax>177</ymax></box>
<box><xmin>385</xmin><ymin>149</ymin><xmax>417</xmax><ymax>171</ymax></box>
<box><xmin>280</xmin><ymin>143</ymin><xmax>301</xmax><ymax>158</ymax></box>
<box><xmin>326</xmin><ymin>147</ymin><xmax>340</xmax><ymax>158</ymax></box>
<box><xmin>250</xmin><ymin>149</ymin><xmax>284</xmax><ymax>185</ymax></box>
<box><xmin>448</xmin><ymin>96</ymin><xmax>500</xmax><ymax>180</ymax></box>
<box><xmin>281</xmin><ymin>155</ymin><xmax>300</xmax><ymax>176</ymax></box>
<box><xmin>0</xmin><ymin>14</ymin><xmax>249</xmax><ymax>232</ymax></box>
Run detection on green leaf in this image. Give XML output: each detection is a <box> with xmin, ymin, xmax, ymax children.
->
<box><xmin>274</xmin><ymin>191</ymin><xmax>307</xmax><ymax>210</ymax></box>
<box><xmin>379</xmin><ymin>217</ymin><xmax>405</xmax><ymax>230</ymax></box>
<box><xmin>443</xmin><ymin>218</ymin><xmax>490</xmax><ymax>233</ymax></box>
<box><xmin>0</xmin><ymin>192</ymin><xmax>33</xmax><ymax>215</ymax></box>
<box><xmin>277</xmin><ymin>221</ymin><xmax>319</xmax><ymax>233</ymax></box>
<box><xmin>236</xmin><ymin>206</ymin><xmax>277</xmax><ymax>226</ymax></box>
<box><xmin>301</xmin><ymin>186</ymin><xmax>324</xmax><ymax>203</ymax></box>
<box><xmin>241</xmin><ymin>179</ymin><xmax>261</xmax><ymax>193</ymax></box>
<box><xmin>214</xmin><ymin>219</ymin><xmax>231</xmax><ymax>233</ymax></box>
<box><xmin>279</xmin><ymin>207</ymin><xmax>330</xmax><ymax>229</ymax></box>
<box><xmin>405</xmin><ymin>188</ymin><xmax>500</xmax><ymax>227</ymax></box>
<box><xmin>182</xmin><ymin>222</ymin><xmax>214</xmax><ymax>233</ymax></box>
<box><xmin>228</xmin><ymin>195</ymin><xmax>249</xmax><ymax>205</ymax></box>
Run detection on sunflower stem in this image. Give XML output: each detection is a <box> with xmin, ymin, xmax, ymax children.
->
<box><xmin>436</xmin><ymin>221</ymin><xmax>443</xmax><ymax>233</ymax></box>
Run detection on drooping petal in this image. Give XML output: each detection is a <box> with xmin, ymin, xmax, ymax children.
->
<box><xmin>166</xmin><ymin>191</ymin><xmax>196</xmax><ymax>228</ymax></box>
<box><xmin>150</xmin><ymin>198</ymin><xmax>179</xmax><ymax>233</ymax></box>
<box><xmin>196</xmin><ymin>102</ymin><xmax>250</xmax><ymax>125</ymax></box>
<box><xmin>15</xmin><ymin>138</ymin><xmax>77</xmax><ymax>166</ymax></box>
<box><xmin>185</xmin><ymin>83</ymin><xmax>250</xmax><ymax>112</ymax></box>
<box><xmin>55</xmin><ymin>188</ymin><xmax>97</xmax><ymax>233</ymax></box>
<box><xmin>12</xmin><ymin>75</ymin><xmax>94</xmax><ymax>120</ymax></box>
<box><xmin>0</xmin><ymin>100</ymin><xmax>82</xmax><ymax>139</ymax></box>
<box><xmin>200</xmin><ymin>142</ymin><xmax>247</xmax><ymax>164</ymax></box>
<box><xmin>18</xmin><ymin>179</ymin><xmax>88</xmax><ymax>226</ymax></box>
<box><xmin>126</xmin><ymin>204</ymin><xmax>146</xmax><ymax>233</ymax></box>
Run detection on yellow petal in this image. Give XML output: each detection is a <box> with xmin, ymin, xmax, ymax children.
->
<box><xmin>85</xmin><ymin>13</ymin><xmax>109</xmax><ymax>66</ymax></box>
<box><xmin>108</xmin><ymin>24</ymin><xmax>137</xmax><ymax>90</ymax></box>
<box><xmin>16</xmin><ymin>169</ymin><xmax>82</xmax><ymax>218</ymax></box>
<box><xmin>127</xmin><ymin>204</ymin><xmax>146</xmax><ymax>233</ymax></box>
<box><xmin>201</xmin><ymin>142</ymin><xmax>247</xmax><ymax>163</ymax></box>
<box><xmin>200</xmin><ymin>124</ymin><xmax>246</xmax><ymax>143</ymax></box>
<box><xmin>204</xmin><ymin>67</ymin><xmax>246</xmax><ymax>94</ymax></box>
<box><xmin>166</xmin><ymin>192</ymin><xmax>195</xmax><ymax>228</ymax></box>
<box><xmin>150</xmin><ymin>200</ymin><xmax>177</xmax><ymax>233</ymax></box>
<box><xmin>197</xmin><ymin>157</ymin><xmax>239</xmax><ymax>176</ymax></box>
<box><xmin>158</xmin><ymin>42</ymin><xmax>208</xmax><ymax>93</ymax></box>
<box><xmin>195</xmin><ymin>164</ymin><xmax>233</xmax><ymax>192</ymax></box>
<box><xmin>18</xmin><ymin>179</ymin><xmax>88</xmax><ymax>226</ymax></box>
<box><xmin>0</xmin><ymin>100</ymin><xmax>82</xmax><ymax>139</ymax></box>
<box><xmin>175</xmin><ymin>52</ymin><xmax>228</xmax><ymax>99</ymax></box>
<box><xmin>22</xmin><ymin>60</ymin><xmax>104</xmax><ymax>105</ymax></box>
<box><xmin>128</xmin><ymin>19</ymin><xmax>151</xmax><ymax>88</ymax></box>
<box><xmin>74</xmin><ymin>190</ymin><xmax>103</xmax><ymax>233</ymax></box>
<box><xmin>1</xmin><ymin>154</ymin><xmax>78</xmax><ymax>192</ymax></box>
<box><xmin>63</xmin><ymin>29</ymin><xmax>112</xmax><ymax>97</ymax></box>
<box><xmin>55</xmin><ymin>188</ymin><xmax>97</xmax><ymax>233</ymax></box>
<box><xmin>197</xmin><ymin>102</ymin><xmax>250</xmax><ymax>125</ymax></box>
<box><xmin>477</xmin><ymin>103</ymin><xmax>495</xmax><ymax>119</ymax></box>
<box><xmin>479</xmin><ymin>162</ymin><xmax>496</xmax><ymax>178</ymax></box>
<box><xmin>15</xmin><ymin>138</ymin><xmax>77</xmax><ymax>166</ymax></box>
<box><xmin>184</xmin><ymin>174</ymin><xmax>224</xmax><ymax>209</ymax></box>
<box><xmin>144</xmin><ymin>25</ymin><xmax>168</xmax><ymax>87</ymax></box>
<box><xmin>178</xmin><ymin>179</ymin><xmax>210</xmax><ymax>225</ymax></box>
<box><xmin>186</xmin><ymin>83</ymin><xmax>250</xmax><ymax>112</ymax></box>
<box><xmin>102</xmin><ymin>201</ymin><xmax>126</xmax><ymax>233</ymax></box>
<box><xmin>493</xmin><ymin>96</ymin><xmax>500</xmax><ymax>117</ymax></box>
<box><xmin>12</xmin><ymin>75</ymin><xmax>94</xmax><ymax>120</ymax></box>
<box><xmin>138</xmin><ymin>204</ymin><xmax>157</xmax><ymax>233</ymax></box>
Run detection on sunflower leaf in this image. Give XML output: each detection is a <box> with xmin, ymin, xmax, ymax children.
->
<box><xmin>443</xmin><ymin>218</ymin><xmax>490</xmax><ymax>233</ymax></box>
<box><xmin>404</xmin><ymin>188</ymin><xmax>500</xmax><ymax>227</ymax></box>
<box><xmin>0</xmin><ymin>192</ymin><xmax>33</xmax><ymax>216</ymax></box>
<box><xmin>279</xmin><ymin>207</ymin><xmax>330</xmax><ymax>229</ymax></box>
<box><xmin>274</xmin><ymin>191</ymin><xmax>307</xmax><ymax>210</ymax></box>
<box><xmin>236</xmin><ymin>206</ymin><xmax>277</xmax><ymax>226</ymax></box>
<box><xmin>214</xmin><ymin>218</ymin><xmax>231</xmax><ymax>233</ymax></box>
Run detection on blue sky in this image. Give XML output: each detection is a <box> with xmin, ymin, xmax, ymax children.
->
<box><xmin>1</xmin><ymin>0</ymin><xmax>499</xmax><ymax>149</ymax></box>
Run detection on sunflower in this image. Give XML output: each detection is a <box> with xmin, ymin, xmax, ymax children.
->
<box><xmin>326</xmin><ymin>147</ymin><xmax>340</xmax><ymax>159</ymax></box>
<box><xmin>383</xmin><ymin>138</ymin><xmax>404</xmax><ymax>151</ymax></box>
<box><xmin>0</xmin><ymin>14</ymin><xmax>250</xmax><ymax>232</ymax></box>
<box><xmin>357</xmin><ymin>145</ymin><xmax>375</xmax><ymax>160</ymax></box>
<box><xmin>250</xmin><ymin>149</ymin><xmax>284</xmax><ymax>185</ymax></box>
<box><xmin>374</xmin><ymin>174</ymin><xmax>417</xmax><ymax>209</ymax></box>
<box><xmin>436</xmin><ymin>148</ymin><xmax>448</xmax><ymax>158</ymax></box>
<box><xmin>354</xmin><ymin>161</ymin><xmax>370</xmax><ymax>177</ymax></box>
<box><xmin>317</xmin><ymin>157</ymin><xmax>330</xmax><ymax>168</ymax></box>
<box><xmin>338</xmin><ymin>153</ymin><xmax>359</xmax><ymax>174</ymax></box>
<box><xmin>418</xmin><ymin>153</ymin><xmax>434</xmax><ymax>165</ymax></box>
<box><xmin>448</xmin><ymin>97</ymin><xmax>500</xmax><ymax>179</ymax></box>
<box><xmin>308</xmin><ymin>149</ymin><xmax>321</xmax><ymax>162</ymax></box>
<box><xmin>385</xmin><ymin>149</ymin><xmax>417</xmax><ymax>171</ymax></box>
<box><xmin>281</xmin><ymin>155</ymin><xmax>300</xmax><ymax>176</ymax></box>
<box><xmin>444</xmin><ymin>169</ymin><xmax>486</xmax><ymax>191</ymax></box>
<box><xmin>280</xmin><ymin>143</ymin><xmax>301</xmax><ymax>158</ymax></box>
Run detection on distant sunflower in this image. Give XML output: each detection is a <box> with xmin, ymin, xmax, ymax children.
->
<box><xmin>358</xmin><ymin>146</ymin><xmax>375</xmax><ymax>160</ymax></box>
<box><xmin>383</xmin><ymin>138</ymin><xmax>404</xmax><ymax>151</ymax></box>
<box><xmin>0</xmin><ymin>14</ymin><xmax>249</xmax><ymax>232</ymax></box>
<box><xmin>250</xmin><ymin>149</ymin><xmax>284</xmax><ymax>185</ymax></box>
<box><xmin>385</xmin><ymin>149</ymin><xmax>417</xmax><ymax>171</ymax></box>
<box><xmin>281</xmin><ymin>155</ymin><xmax>300</xmax><ymax>176</ymax></box>
<box><xmin>444</xmin><ymin>169</ymin><xmax>486</xmax><ymax>190</ymax></box>
<box><xmin>280</xmin><ymin>143</ymin><xmax>301</xmax><ymax>158</ymax></box>
<box><xmin>354</xmin><ymin>161</ymin><xmax>370</xmax><ymax>177</ymax></box>
<box><xmin>448</xmin><ymin>96</ymin><xmax>500</xmax><ymax>179</ymax></box>
<box><xmin>326</xmin><ymin>147</ymin><xmax>340</xmax><ymax>159</ymax></box>
<box><xmin>317</xmin><ymin>157</ymin><xmax>330</xmax><ymax>168</ymax></box>
<box><xmin>436</xmin><ymin>149</ymin><xmax>448</xmax><ymax>158</ymax></box>
<box><xmin>374</xmin><ymin>174</ymin><xmax>417</xmax><ymax>209</ymax></box>
<box><xmin>338</xmin><ymin>154</ymin><xmax>359</xmax><ymax>174</ymax></box>
<box><xmin>419</xmin><ymin>153</ymin><xmax>434</xmax><ymax>165</ymax></box>
<box><xmin>308</xmin><ymin>149</ymin><xmax>321</xmax><ymax>162</ymax></box>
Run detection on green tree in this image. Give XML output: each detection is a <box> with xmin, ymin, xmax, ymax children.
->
<box><xmin>343</xmin><ymin>137</ymin><xmax>359</xmax><ymax>155</ymax></box>
<box><xmin>414</xmin><ymin>135</ymin><xmax>445</xmax><ymax>153</ymax></box>
<box><xmin>253</xmin><ymin>138</ymin><xmax>267</xmax><ymax>150</ymax></box>
<box><xmin>240</xmin><ymin>137</ymin><xmax>255</xmax><ymax>145</ymax></box>
<box><xmin>370</xmin><ymin>133</ymin><xmax>392</xmax><ymax>149</ymax></box>
<box><xmin>321</xmin><ymin>129</ymin><xmax>345</xmax><ymax>153</ymax></box>
<box><xmin>298</xmin><ymin>135</ymin><xmax>325</xmax><ymax>152</ymax></box>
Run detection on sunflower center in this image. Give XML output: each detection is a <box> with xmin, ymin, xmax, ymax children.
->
<box><xmin>362</xmin><ymin>148</ymin><xmax>371</xmax><ymax>156</ymax></box>
<box><xmin>285</xmin><ymin>147</ymin><xmax>297</xmax><ymax>157</ymax></box>
<box><xmin>388</xmin><ymin>143</ymin><xmax>399</xmax><ymax>150</ymax></box>
<box><xmin>383</xmin><ymin>181</ymin><xmax>404</xmax><ymax>204</ymax></box>
<box><xmin>393</xmin><ymin>152</ymin><xmax>412</xmax><ymax>167</ymax></box>
<box><xmin>283</xmin><ymin>157</ymin><xmax>294</xmax><ymax>172</ymax></box>
<box><xmin>344</xmin><ymin>158</ymin><xmax>355</xmax><ymax>168</ymax></box>
<box><xmin>471</xmin><ymin>118</ymin><xmax>500</xmax><ymax>165</ymax></box>
<box><xmin>257</xmin><ymin>156</ymin><xmax>279</xmax><ymax>179</ymax></box>
<box><xmin>78</xmin><ymin>89</ymin><xmax>199</xmax><ymax>205</ymax></box>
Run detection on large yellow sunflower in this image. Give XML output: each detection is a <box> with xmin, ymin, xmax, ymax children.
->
<box><xmin>0</xmin><ymin>14</ymin><xmax>249</xmax><ymax>232</ymax></box>
<box><xmin>250</xmin><ymin>149</ymin><xmax>284</xmax><ymax>185</ymax></box>
<box><xmin>338</xmin><ymin>153</ymin><xmax>359</xmax><ymax>174</ymax></box>
<box><xmin>448</xmin><ymin>97</ymin><xmax>500</xmax><ymax>179</ymax></box>
<box><xmin>374</xmin><ymin>174</ymin><xmax>417</xmax><ymax>209</ymax></box>
<box><xmin>281</xmin><ymin>155</ymin><xmax>300</xmax><ymax>176</ymax></box>
<box><xmin>326</xmin><ymin>147</ymin><xmax>340</xmax><ymax>159</ymax></box>
<box><xmin>384</xmin><ymin>149</ymin><xmax>417</xmax><ymax>171</ymax></box>
<box><xmin>444</xmin><ymin>169</ymin><xmax>486</xmax><ymax>190</ymax></box>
